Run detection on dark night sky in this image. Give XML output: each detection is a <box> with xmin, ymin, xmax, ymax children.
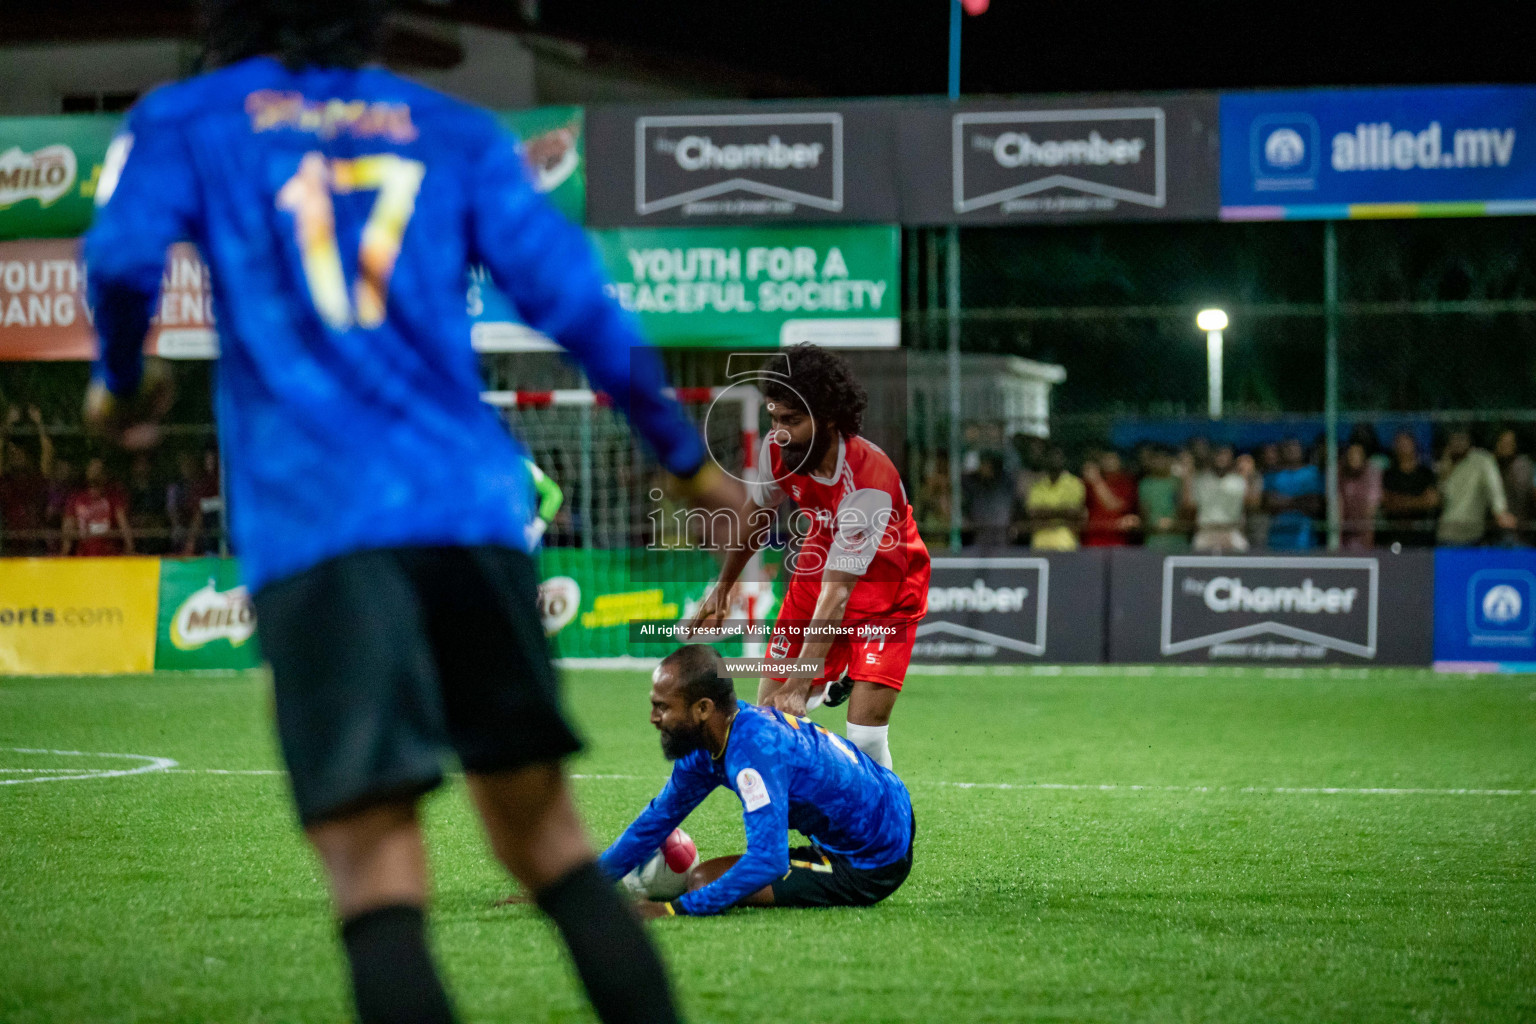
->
<box><xmin>538</xmin><ymin>1</ymin><xmax>1534</xmax><ymax>98</ymax></box>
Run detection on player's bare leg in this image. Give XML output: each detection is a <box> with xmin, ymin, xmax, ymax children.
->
<box><xmin>467</xmin><ymin>762</ymin><xmax>680</xmax><ymax>1024</ymax></box>
<box><xmin>306</xmin><ymin>799</ymin><xmax>454</xmax><ymax>1023</ymax></box>
<box><xmin>846</xmin><ymin>680</ymin><xmax>899</xmax><ymax>769</ymax></box>
<box><xmin>687</xmin><ymin>856</ymin><xmax>775</xmax><ymax>906</ymax></box>
<box><xmin>307</xmin><ymin>799</ymin><xmax>431</xmax><ymax>917</ymax></box>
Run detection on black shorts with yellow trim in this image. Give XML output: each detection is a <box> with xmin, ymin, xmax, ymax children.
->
<box><xmin>770</xmin><ymin>820</ymin><xmax>915</xmax><ymax>908</ymax></box>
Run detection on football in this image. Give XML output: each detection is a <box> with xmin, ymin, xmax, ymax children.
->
<box><xmin>620</xmin><ymin>828</ymin><xmax>700</xmax><ymax>901</ymax></box>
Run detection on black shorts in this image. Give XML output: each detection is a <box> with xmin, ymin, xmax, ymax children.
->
<box><xmin>771</xmin><ymin>819</ymin><xmax>915</xmax><ymax>908</ymax></box>
<box><xmin>253</xmin><ymin>545</ymin><xmax>581</xmax><ymax>826</ymax></box>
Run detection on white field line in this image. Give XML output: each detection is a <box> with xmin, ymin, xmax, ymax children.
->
<box><xmin>0</xmin><ymin>747</ymin><xmax>179</xmax><ymax>786</ymax></box>
<box><xmin>922</xmin><ymin>780</ymin><xmax>1536</xmax><ymax>797</ymax></box>
<box><xmin>4</xmin><ymin>752</ymin><xmax>1531</xmax><ymax>797</ymax></box>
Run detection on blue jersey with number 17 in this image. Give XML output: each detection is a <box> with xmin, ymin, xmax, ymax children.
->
<box><xmin>85</xmin><ymin>57</ymin><xmax>704</xmax><ymax>592</ymax></box>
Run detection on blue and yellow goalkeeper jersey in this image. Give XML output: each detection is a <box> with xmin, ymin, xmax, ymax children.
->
<box><xmin>84</xmin><ymin>57</ymin><xmax>704</xmax><ymax>591</ymax></box>
<box><xmin>599</xmin><ymin>701</ymin><xmax>914</xmax><ymax>915</ymax></box>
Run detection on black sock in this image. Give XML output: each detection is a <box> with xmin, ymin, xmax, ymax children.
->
<box><xmin>340</xmin><ymin>904</ymin><xmax>457</xmax><ymax>1024</ymax></box>
<box><xmin>535</xmin><ymin>861</ymin><xmax>681</xmax><ymax>1024</ymax></box>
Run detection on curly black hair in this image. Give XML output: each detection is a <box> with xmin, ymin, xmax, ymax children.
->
<box><xmin>200</xmin><ymin>0</ymin><xmax>389</xmax><ymax>70</ymax></box>
<box><xmin>760</xmin><ymin>343</ymin><xmax>868</xmax><ymax>438</ymax></box>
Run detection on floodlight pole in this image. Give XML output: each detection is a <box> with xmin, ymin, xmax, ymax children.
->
<box><xmin>1324</xmin><ymin>221</ymin><xmax>1341</xmax><ymax>551</ymax></box>
<box><xmin>1206</xmin><ymin>329</ymin><xmax>1223</xmax><ymax>420</ymax></box>
<box><xmin>945</xmin><ymin>0</ymin><xmax>964</xmax><ymax>552</ymax></box>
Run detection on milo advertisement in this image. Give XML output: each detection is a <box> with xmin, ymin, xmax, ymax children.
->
<box><xmin>498</xmin><ymin>106</ymin><xmax>585</xmax><ymax>224</ymax></box>
<box><xmin>154</xmin><ymin>559</ymin><xmax>261</xmax><ymax>671</ymax></box>
<box><xmin>0</xmin><ymin>116</ymin><xmax>121</xmax><ymax>240</ymax></box>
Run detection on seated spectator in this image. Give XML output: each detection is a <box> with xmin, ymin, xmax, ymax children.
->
<box><xmin>1082</xmin><ymin>449</ymin><xmax>1139</xmax><ymax>547</ymax></box>
<box><xmin>45</xmin><ymin>458</ymin><xmax>78</xmax><ymax>553</ymax></box>
<box><xmin>184</xmin><ymin>447</ymin><xmax>225</xmax><ymax>555</ymax></box>
<box><xmin>61</xmin><ymin>456</ymin><xmax>133</xmax><ymax>556</ymax></box>
<box><xmin>1264</xmin><ymin>438</ymin><xmax>1322</xmax><ymax>550</ymax></box>
<box><xmin>1023</xmin><ymin>445</ymin><xmax>1086</xmax><ymax>550</ymax></box>
<box><xmin>1137</xmin><ymin>445</ymin><xmax>1188</xmax><ymax>551</ymax></box>
<box><xmin>1437</xmin><ymin>428</ymin><xmax>1515</xmax><ymax>546</ymax></box>
<box><xmin>0</xmin><ymin>404</ymin><xmax>53</xmax><ymax>555</ymax></box>
<box><xmin>1338</xmin><ymin>441</ymin><xmax>1382</xmax><ymax>550</ymax></box>
<box><xmin>963</xmin><ymin>450</ymin><xmax>1015</xmax><ymax>548</ymax></box>
<box><xmin>1493</xmin><ymin>427</ymin><xmax>1535</xmax><ymax>544</ymax></box>
<box><xmin>1379</xmin><ymin>431</ymin><xmax>1439</xmax><ymax>549</ymax></box>
<box><xmin>126</xmin><ymin>453</ymin><xmax>170</xmax><ymax>555</ymax></box>
<box><xmin>1188</xmin><ymin>444</ymin><xmax>1256</xmax><ymax>553</ymax></box>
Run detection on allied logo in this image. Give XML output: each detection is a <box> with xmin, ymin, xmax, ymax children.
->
<box><xmin>915</xmin><ymin>558</ymin><xmax>1048</xmax><ymax>659</ymax></box>
<box><xmin>537</xmin><ymin>576</ymin><xmax>581</xmax><ymax>636</ymax></box>
<box><xmin>1250</xmin><ymin>113</ymin><xmax>1320</xmax><ymax>191</ymax></box>
<box><xmin>1162</xmin><ymin>556</ymin><xmax>1378</xmax><ymax>659</ymax></box>
<box><xmin>170</xmin><ymin>579</ymin><xmax>256</xmax><ymax>651</ymax></box>
<box><xmin>636</xmin><ymin>113</ymin><xmax>843</xmax><ymax>216</ymax></box>
<box><xmin>1467</xmin><ymin>570</ymin><xmax>1535</xmax><ymax>647</ymax></box>
<box><xmin>1264</xmin><ymin>128</ymin><xmax>1307</xmax><ymax>169</ymax></box>
<box><xmin>0</xmin><ymin>145</ymin><xmax>77</xmax><ymax>209</ymax></box>
<box><xmin>952</xmin><ymin>108</ymin><xmax>1165</xmax><ymax>215</ymax></box>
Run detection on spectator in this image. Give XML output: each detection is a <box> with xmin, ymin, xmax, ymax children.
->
<box><xmin>1379</xmin><ymin>431</ymin><xmax>1440</xmax><ymax>549</ymax></box>
<box><xmin>1493</xmin><ymin>427</ymin><xmax>1535</xmax><ymax>544</ymax></box>
<box><xmin>184</xmin><ymin>448</ymin><xmax>225</xmax><ymax>555</ymax></box>
<box><xmin>1081</xmin><ymin>449</ymin><xmax>1139</xmax><ymax>546</ymax></box>
<box><xmin>916</xmin><ymin>452</ymin><xmax>952</xmax><ymax>545</ymax></box>
<box><xmin>963</xmin><ymin>450</ymin><xmax>1015</xmax><ymax>548</ymax></box>
<box><xmin>1012</xmin><ymin>433</ymin><xmax>1046</xmax><ymax>513</ymax></box>
<box><xmin>61</xmin><ymin>457</ymin><xmax>133</xmax><ymax>556</ymax></box>
<box><xmin>1264</xmin><ymin>437</ymin><xmax>1323</xmax><ymax>550</ymax></box>
<box><xmin>1437</xmin><ymin>428</ymin><xmax>1515</xmax><ymax>546</ymax></box>
<box><xmin>45</xmin><ymin>458</ymin><xmax>78</xmax><ymax>553</ymax></box>
<box><xmin>1137</xmin><ymin>445</ymin><xmax>1188</xmax><ymax>551</ymax></box>
<box><xmin>1023</xmin><ymin>445</ymin><xmax>1086</xmax><ymax>550</ymax></box>
<box><xmin>167</xmin><ymin>450</ymin><xmax>200</xmax><ymax>552</ymax></box>
<box><xmin>1246</xmin><ymin>442</ymin><xmax>1281</xmax><ymax>549</ymax></box>
<box><xmin>0</xmin><ymin>404</ymin><xmax>53</xmax><ymax>555</ymax></box>
<box><xmin>1338</xmin><ymin>441</ymin><xmax>1382</xmax><ymax>550</ymax></box>
<box><xmin>1188</xmin><ymin>444</ymin><xmax>1257</xmax><ymax>552</ymax></box>
<box><xmin>127</xmin><ymin>452</ymin><xmax>170</xmax><ymax>555</ymax></box>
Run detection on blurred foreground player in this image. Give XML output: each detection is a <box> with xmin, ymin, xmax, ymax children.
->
<box><xmin>603</xmin><ymin>646</ymin><xmax>915</xmax><ymax>916</ymax></box>
<box><xmin>82</xmin><ymin>2</ymin><xmax>741</xmax><ymax>1022</ymax></box>
<box><xmin>691</xmin><ymin>344</ymin><xmax>929</xmax><ymax>769</ymax></box>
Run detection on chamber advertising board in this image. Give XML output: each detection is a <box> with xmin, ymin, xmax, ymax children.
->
<box><xmin>1433</xmin><ymin>548</ymin><xmax>1536</xmax><ymax>672</ymax></box>
<box><xmin>1220</xmin><ymin>85</ymin><xmax>1536</xmax><ymax>220</ymax></box>
<box><xmin>912</xmin><ymin>551</ymin><xmax>1105</xmax><ymax>664</ymax></box>
<box><xmin>1108</xmin><ymin>550</ymin><xmax>1433</xmax><ymax>665</ymax></box>
<box><xmin>155</xmin><ymin>559</ymin><xmax>262</xmax><ymax>671</ymax></box>
<box><xmin>898</xmin><ymin>94</ymin><xmax>1220</xmax><ymax>224</ymax></box>
<box><xmin>586</xmin><ymin>102</ymin><xmax>901</xmax><ymax>226</ymax></box>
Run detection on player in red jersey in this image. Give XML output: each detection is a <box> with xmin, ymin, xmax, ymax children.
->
<box><xmin>691</xmin><ymin>345</ymin><xmax>929</xmax><ymax>770</ymax></box>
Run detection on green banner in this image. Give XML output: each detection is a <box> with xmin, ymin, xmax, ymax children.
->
<box><xmin>0</xmin><ymin>115</ymin><xmax>120</xmax><ymax>240</ymax></box>
<box><xmin>0</xmin><ymin>108</ymin><xmax>580</xmax><ymax>242</ymax></box>
<box><xmin>536</xmin><ymin>548</ymin><xmax>747</xmax><ymax>659</ymax></box>
<box><xmin>497</xmin><ymin>106</ymin><xmax>585</xmax><ymax>224</ymax></box>
<box><xmin>155</xmin><ymin>559</ymin><xmax>262</xmax><ymax>671</ymax></box>
<box><xmin>591</xmin><ymin>224</ymin><xmax>900</xmax><ymax>348</ymax></box>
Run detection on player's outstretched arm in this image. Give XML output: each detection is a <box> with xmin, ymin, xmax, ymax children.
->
<box><xmin>84</xmin><ymin>105</ymin><xmax>198</xmax><ymax>447</ymax></box>
<box><xmin>667</xmin><ymin>758</ymin><xmax>790</xmax><ymax>917</ymax></box>
<box><xmin>598</xmin><ymin>766</ymin><xmax>715</xmax><ymax>883</ymax></box>
<box><xmin>767</xmin><ymin>568</ymin><xmax>857</xmax><ymax>716</ymax></box>
<box><xmin>688</xmin><ymin>494</ymin><xmax>773</xmax><ymax>636</ymax></box>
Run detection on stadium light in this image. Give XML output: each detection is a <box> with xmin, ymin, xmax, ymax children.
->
<box><xmin>1197</xmin><ymin>308</ymin><xmax>1228</xmax><ymax>420</ymax></box>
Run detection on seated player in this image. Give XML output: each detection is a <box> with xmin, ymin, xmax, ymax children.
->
<box><xmin>601</xmin><ymin>645</ymin><xmax>915</xmax><ymax>917</ymax></box>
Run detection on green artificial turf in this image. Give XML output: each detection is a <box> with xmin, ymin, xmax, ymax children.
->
<box><xmin>2</xmin><ymin>667</ymin><xmax>1534</xmax><ymax>1023</ymax></box>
